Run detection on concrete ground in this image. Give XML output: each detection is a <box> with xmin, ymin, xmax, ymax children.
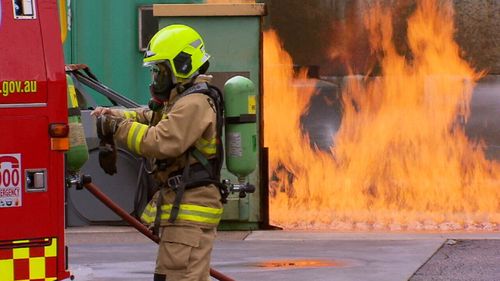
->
<box><xmin>66</xmin><ymin>227</ymin><xmax>500</xmax><ymax>281</ymax></box>
<box><xmin>409</xmin><ymin>239</ymin><xmax>500</xmax><ymax>281</ymax></box>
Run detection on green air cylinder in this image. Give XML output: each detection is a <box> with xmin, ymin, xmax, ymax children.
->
<box><xmin>223</xmin><ymin>76</ymin><xmax>257</xmax><ymax>179</ymax></box>
<box><xmin>65</xmin><ymin>75</ymin><xmax>89</xmax><ymax>173</ymax></box>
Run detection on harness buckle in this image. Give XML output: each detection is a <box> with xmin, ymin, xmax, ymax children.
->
<box><xmin>167</xmin><ymin>175</ymin><xmax>183</xmax><ymax>190</ymax></box>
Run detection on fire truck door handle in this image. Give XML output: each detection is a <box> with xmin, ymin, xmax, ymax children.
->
<box><xmin>33</xmin><ymin>172</ymin><xmax>44</xmax><ymax>189</ymax></box>
<box><xmin>26</xmin><ymin>169</ymin><xmax>47</xmax><ymax>192</ymax></box>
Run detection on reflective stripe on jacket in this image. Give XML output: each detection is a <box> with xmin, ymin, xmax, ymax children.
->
<box><xmin>141</xmin><ymin>201</ymin><xmax>222</xmax><ymax>226</ymax></box>
<box><xmin>123</xmin><ymin>110</ymin><xmax>138</xmax><ymax>120</ymax></box>
<box><xmin>110</xmin><ymin>107</ymin><xmax>152</xmax><ymax>124</ymax></box>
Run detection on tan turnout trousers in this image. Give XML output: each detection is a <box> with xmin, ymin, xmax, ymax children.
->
<box><xmin>156</xmin><ymin>225</ymin><xmax>216</xmax><ymax>281</ymax></box>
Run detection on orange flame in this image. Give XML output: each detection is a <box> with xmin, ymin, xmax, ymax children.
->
<box><xmin>264</xmin><ymin>0</ymin><xmax>500</xmax><ymax>231</ymax></box>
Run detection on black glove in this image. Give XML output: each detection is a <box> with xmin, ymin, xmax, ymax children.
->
<box><xmin>98</xmin><ymin>141</ymin><xmax>117</xmax><ymax>175</ymax></box>
<box><xmin>95</xmin><ymin>115</ymin><xmax>122</xmax><ymax>175</ymax></box>
<box><xmin>96</xmin><ymin>115</ymin><xmax>122</xmax><ymax>142</ymax></box>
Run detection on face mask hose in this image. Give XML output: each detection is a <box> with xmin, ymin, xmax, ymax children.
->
<box><xmin>148</xmin><ymin>88</ymin><xmax>167</xmax><ymax>111</ymax></box>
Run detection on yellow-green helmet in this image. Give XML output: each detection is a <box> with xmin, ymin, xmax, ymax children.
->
<box><xmin>143</xmin><ymin>24</ymin><xmax>210</xmax><ymax>79</ymax></box>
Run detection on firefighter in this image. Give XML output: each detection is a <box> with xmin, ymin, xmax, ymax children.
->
<box><xmin>91</xmin><ymin>24</ymin><xmax>224</xmax><ymax>281</ymax></box>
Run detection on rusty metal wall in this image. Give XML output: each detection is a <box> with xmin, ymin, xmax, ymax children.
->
<box><xmin>454</xmin><ymin>0</ymin><xmax>500</xmax><ymax>74</ymax></box>
<box><xmin>264</xmin><ymin>0</ymin><xmax>500</xmax><ymax>76</ymax></box>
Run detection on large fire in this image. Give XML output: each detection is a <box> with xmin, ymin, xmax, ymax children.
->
<box><xmin>264</xmin><ymin>0</ymin><xmax>500</xmax><ymax>231</ymax></box>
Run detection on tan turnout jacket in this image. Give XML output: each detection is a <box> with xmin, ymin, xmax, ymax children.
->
<box><xmin>111</xmin><ymin>75</ymin><xmax>223</xmax><ymax>228</ymax></box>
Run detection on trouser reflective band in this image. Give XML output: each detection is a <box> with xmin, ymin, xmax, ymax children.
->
<box><xmin>126</xmin><ymin>122</ymin><xmax>148</xmax><ymax>155</ymax></box>
<box><xmin>160</xmin><ymin>204</ymin><xmax>222</xmax><ymax>225</ymax></box>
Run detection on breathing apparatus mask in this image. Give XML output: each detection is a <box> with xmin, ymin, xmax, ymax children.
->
<box><xmin>147</xmin><ymin>62</ymin><xmax>176</xmax><ymax>111</ymax></box>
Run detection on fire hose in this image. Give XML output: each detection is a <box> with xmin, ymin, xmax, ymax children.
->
<box><xmin>80</xmin><ymin>177</ymin><xmax>236</xmax><ymax>281</ymax></box>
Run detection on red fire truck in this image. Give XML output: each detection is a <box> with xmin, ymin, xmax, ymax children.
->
<box><xmin>0</xmin><ymin>0</ymin><xmax>72</xmax><ymax>280</ymax></box>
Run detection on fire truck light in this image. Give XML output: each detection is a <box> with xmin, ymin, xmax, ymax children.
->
<box><xmin>49</xmin><ymin>123</ymin><xmax>69</xmax><ymax>138</ymax></box>
<box><xmin>49</xmin><ymin>123</ymin><xmax>69</xmax><ymax>151</ymax></box>
<box><xmin>50</xmin><ymin>138</ymin><xmax>69</xmax><ymax>151</ymax></box>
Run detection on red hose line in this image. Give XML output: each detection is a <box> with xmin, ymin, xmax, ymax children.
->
<box><xmin>83</xmin><ymin>182</ymin><xmax>236</xmax><ymax>281</ymax></box>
